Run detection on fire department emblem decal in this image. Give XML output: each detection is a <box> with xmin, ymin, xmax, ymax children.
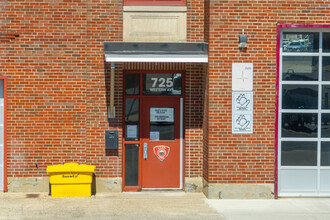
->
<box><xmin>153</xmin><ymin>145</ymin><xmax>170</xmax><ymax>162</ymax></box>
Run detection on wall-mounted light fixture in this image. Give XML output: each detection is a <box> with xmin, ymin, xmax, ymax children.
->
<box><xmin>239</xmin><ymin>29</ymin><xmax>247</xmax><ymax>50</ymax></box>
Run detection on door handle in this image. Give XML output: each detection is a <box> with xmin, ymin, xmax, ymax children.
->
<box><xmin>144</xmin><ymin>143</ymin><xmax>147</xmax><ymax>159</ymax></box>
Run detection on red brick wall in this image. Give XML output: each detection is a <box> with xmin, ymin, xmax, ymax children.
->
<box><xmin>1</xmin><ymin>1</ymin><xmax>89</xmax><ymax>177</ymax></box>
<box><xmin>206</xmin><ymin>0</ymin><xmax>330</xmax><ymax>184</ymax></box>
<box><xmin>185</xmin><ymin>64</ymin><xmax>206</xmax><ymax>178</ymax></box>
<box><xmin>0</xmin><ymin>0</ymin><xmax>123</xmax><ymax>178</ymax></box>
<box><xmin>0</xmin><ymin>0</ymin><xmax>207</xmax><ymax>181</ymax></box>
<box><xmin>5</xmin><ymin>0</ymin><xmax>329</xmax><ymax>187</ymax></box>
<box><xmin>84</xmin><ymin>0</ymin><xmax>122</xmax><ymax>178</ymax></box>
<box><xmin>187</xmin><ymin>0</ymin><xmax>205</xmax><ymax>42</ymax></box>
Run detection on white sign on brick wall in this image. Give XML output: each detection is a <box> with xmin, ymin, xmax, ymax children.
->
<box><xmin>232</xmin><ymin>91</ymin><xmax>253</xmax><ymax>134</ymax></box>
<box><xmin>232</xmin><ymin>63</ymin><xmax>253</xmax><ymax>91</ymax></box>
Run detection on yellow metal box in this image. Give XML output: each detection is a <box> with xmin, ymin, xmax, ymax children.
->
<box><xmin>47</xmin><ymin>163</ymin><xmax>95</xmax><ymax>197</ymax></box>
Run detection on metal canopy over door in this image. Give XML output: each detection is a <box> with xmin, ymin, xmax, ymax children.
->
<box><xmin>142</xmin><ymin>97</ymin><xmax>181</xmax><ymax>188</ymax></box>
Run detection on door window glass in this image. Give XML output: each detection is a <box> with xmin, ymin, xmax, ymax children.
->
<box><xmin>125</xmin><ymin>98</ymin><xmax>139</xmax><ymax>141</ymax></box>
<box><xmin>321</xmin><ymin>142</ymin><xmax>330</xmax><ymax>166</ymax></box>
<box><xmin>281</xmin><ymin>141</ymin><xmax>317</xmax><ymax>166</ymax></box>
<box><xmin>322</xmin><ymin>85</ymin><xmax>330</xmax><ymax>109</ymax></box>
<box><xmin>321</xmin><ymin>114</ymin><xmax>330</xmax><ymax>137</ymax></box>
<box><xmin>150</xmin><ymin>107</ymin><xmax>174</xmax><ymax>140</ymax></box>
<box><xmin>282</xmin><ymin>85</ymin><xmax>318</xmax><ymax>109</ymax></box>
<box><xmin>282</xmin><ymin>32</ymin><xmax>319</xmax><ymax>53</ymax></box>
<box><xmin>143</xmin><ymin>73</ymin><xmax>181</xmax><ymax>95</ymax></box>
<box><xmin>323</xmin><ymin>33</ymin><xmax>330</xmax><ymax>52</ymax></box>
<box><xmin>282</xmin><ymin>56</ymin><xmax>319</xmax><ymax>81</ymax></box>
<box><xmin>281</xmin><ymin>113</ymin><xmax>318</xmax><ymax>138</ymax></box>
<box><xmin>125</xmin><ymin>74</ymin><xmax>140</xmax><ymax>95</ymax></box>
<box><xmin>125</xmin><ymin>144</ymin><xmax>139</xmax><ymax>186</ymax></box>
<box><xmin>322</xmin><ymin>57</ymin><xmax>330</xmax><ymax>81</ymax></box>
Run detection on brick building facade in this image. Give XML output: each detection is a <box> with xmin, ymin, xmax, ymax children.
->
<box><xmin>1</xmin><ymin>0</ymin><xmax>330</xmax><ymax>198</ymax></box>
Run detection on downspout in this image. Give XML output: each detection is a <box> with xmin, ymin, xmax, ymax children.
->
<box><xmin>109</xmin><ymin>62</ymin><xmax>115</xmax><ymax>118</ymax></box>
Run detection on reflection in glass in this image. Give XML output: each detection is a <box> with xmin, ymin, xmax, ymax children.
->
<box><xmin>283</xmin><ymin>32</ymin><xmax>319</xmax><ymax>52</ymax></box>
<box><xmin>322</xmin><ymin>85</ymin><xmax>330</xmax><ymax>109</ymax></box>
<box><xmin>125</xmin><ymin>144</ymin><xmax>139</xmax><ymax>186</ymax></box>
<box><xmin>282</xmin><ymin>85</ymin><xmax>318</xmax><ymax>109</ymax></box>
<box><xmin>282</xmin><ymin>56</ymin><xmax>318</xmax><ymax>81</ymax></box>
<box><xmin>281</xmin><ymin>141</ymin><xmax>317</xmax><ymax>166</ymax></box>
<box><xmin>321</xmin><ymin>142</ymin><xmax>330</xmax><ymax>166</ymax></box>
<box><xmin>322</xmin><ymin>114</ymin><xmax>330</xmax><ymax>138</ymax></box>
<box><xmin>143</xmin><ymin>73</ymin><xmax>182</xmax><ymax>95</ymax></box>
<box><xmin>126</xmin><ymin>99</ymin><xmax>139</xmax><ymax>123</ymax></box>
<box><xmin>281</xmin><ymin>113</ymin><xmax>317</xmax><ymax>137</ymax></box>
<box><xmin>322</xmin><ymin>57</ymin><xmax>330</xmax><ymax>81</ymax></box>
<box><xmin>150</xmin><ymin>124</ymin><xmax>174</xmax><ymax>140</ymax></box>
<box><xmin>323</xmin><ymin>33</ymin><xmax>330</xmax><ymax>53</ymax></box>
<box><xmin>0</xmin><ymin>80</ymin><xmax>3</xmax><ymax>98</ymax></box>
<box><xmin>125</xmin><ymin>98</ymin><xmax>139</xmax><ymax>141</ymax></box>
<box><xmin>125</xmin><ymin>74</ymin><xmax>140</xmax><ymax>95</ymax></box>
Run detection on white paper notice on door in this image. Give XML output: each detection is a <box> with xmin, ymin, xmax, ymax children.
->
<box><xmin>150</xmin><ymin>132</ymin><xmax>160</xmax><ymax>141</ymax></box>
<box><xmin>126</xmin><ymin>125</ymin><xmax>138</xmax><ymax>139</ymax></box>
<box><xmin>150</xmin><ymin>108</ymin><xmax>174</xmax><ymax>122</ymax></box>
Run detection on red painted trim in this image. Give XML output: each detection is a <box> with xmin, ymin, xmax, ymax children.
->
<box><xmin>124</xmin><ymin>0</ymin><xmax>185</xmax><ymax>6</ymax></box>
<box><xmin>275</xmin><ymin>24</ymin><xmax>330</xmax><ymax>199</ymax></box>
<box><xmin>0</xmin><ymin>76</ymin><xmax>8</xmax><ymax>192</ymax></box>
<box><xmin>122</xmin><ymin>73</ymin><xmax>142</xmax><ymax>191</ymax></box>
<box><xmin>123</xmin><ymin>186</ymin><xmax>141</xmax><ymax>192</ymax></box>
<box><xmin>277</xmin><ymin>24</ymin><xmax>330</xmax><ymax>29</ymax></box>
<box><xmin>274</xmin><ymin>25</ymin><xmax>281</xmax><ymax>199</ymax></box>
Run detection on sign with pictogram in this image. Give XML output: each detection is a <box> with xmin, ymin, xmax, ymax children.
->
<box><xmin>232</xmin><ymin>91</ymin><xmax>253</xmax><ymax>134</ymax></box>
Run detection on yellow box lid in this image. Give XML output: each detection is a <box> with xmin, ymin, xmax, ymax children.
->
<box><xmin>47</xmin><ymin>163</ymin><xmax>95</xmax><ymax>173</ymax></box>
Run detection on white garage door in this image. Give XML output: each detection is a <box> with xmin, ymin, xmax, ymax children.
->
<box><xmin>279</xmin><ymin>29</ymin><xmax>330</xmax><ymax>196</ymax></box>
<box><xmin>0</xmin><ymin>79</ymin><xmax>4</xmax><ymax>191</ymax></box>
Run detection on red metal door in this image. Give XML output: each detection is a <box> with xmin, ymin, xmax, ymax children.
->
<box><xmin>142</xmin><ymin>97</ymin><xmax>181</xmax><ymax>189</ymax></box>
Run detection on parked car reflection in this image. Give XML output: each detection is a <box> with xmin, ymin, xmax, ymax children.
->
<box><xmin>284</xmin><ymin>41</ymin><xmax>308</xmax><ymax>52</ymax></box>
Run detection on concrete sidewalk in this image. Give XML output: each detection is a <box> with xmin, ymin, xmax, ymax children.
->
<box><xmin>207</xmin><ymin>198</ymin><xmax>330</xmax><ymax>220</ymax></box>
<box><xmin>1</xmin><ymin>192</ymin><xmax>330</xmax><ymax>220</ymax></box>
<box><xmin>0</xmin><ymin>192</ymin><xmax>223</xmax><ymax>220</ymax></box>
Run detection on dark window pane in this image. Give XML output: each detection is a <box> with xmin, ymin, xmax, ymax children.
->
<box><xmin>0</xmin><ymin>80</ymin><xmax>3</xmax><ymax>98</ymax></box>
<box><xmin>322</xmin><ymin>114</ymin><xmax>330</xmax><ymax>138</ymax></box>
<box><xmin>322</xmin><ymin>57</ymin><xmax>330</xmax><ymax>81</ymax></box>
<box><xmin>150</xmin><ymin>124</ymin><xmax>174</xmax><ymax>140</ymax></box>
<box><xmin>125</xmin><ymin>144</ymin><xmax>139</xmax><ymax>186</ymax></box>
<box><xmin>282</xmin><ymin>113</ymin><xmax>317</xmax><ymax>137</ymax></box>
<box><xmin>283</xmin><ymin>32</ymin><xmax>319</xmax><ymax>53</ymax></box>
<box><xmin>282</xmin><ymin>56</ymin><xmax>319</xmax><ymax>81</ymax></box>
<box><xmin>323</xmin><ymin>33</ymin><xmax>330</xmax><ymax>53</ymax></box>
<box><xmin>281</xmin><ymin>141</ymin><xmax>317</xmax><ymax>166</ymax></box>
<box><xmin>143</xmin><ymin>73</ymin><xmax>182</xmax><ymax>95</ymax></box>
<box><xmin>125</xmin><ymin>98</ymin><xmax>139</xmax><ymax>141</ymax></box>
<box><xmin>282</xmin><ymin>85</ymin><xmax>318</xmax><ymax>109</ymax></box>
<box><xmin>321</xmin><ymin>142</ymin><xmax>330</xmax><ymax>166</ymax></box>
<box><xmin>322</xmin><ymin>86</ymin><xmax>330</xmax><ymax>109</ymax></box>
<box><xmin>125</xmin><ymin>98</ymin><xmax>139</xmax><ymax>123</ymax></box>
<box><xmin>125</xmin><ymin>74</ymin><xmax>139</xmax><ymax>95</ymax></box>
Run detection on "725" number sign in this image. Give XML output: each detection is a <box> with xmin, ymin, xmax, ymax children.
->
<box><xmin>151</xmin><ymin>77</ymin><xmax>173</xmax><ymax>88</ymax></box>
